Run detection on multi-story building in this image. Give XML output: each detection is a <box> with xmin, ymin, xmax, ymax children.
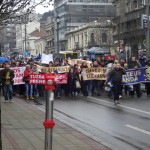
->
<box><xmin>44</xmin><ymin>17</ymin><xmax>55</xmax><ymax>53</ymax></box>
<box><xmin>66</xmin><ymin>21</ymin><xmax>115</xmax><ymax>54</ymax></box>
<box><xmin>0</xmin><ymin>24</ymin><xmax>16</xmax><ymax>56</ymax></box>
<box><xmin>113</xmin><ymin>0</ymin><xmax>150</xmax><ymax>57</ymax></box>
<box><xmin>54</xmin><ymin>0</ymin><xmax>116</xmax><ymax>52</ymax></box>
<box><xmin>15</xmin><ymin>13</ymin><xmax>41</xmax><ymax>54</ymax></box>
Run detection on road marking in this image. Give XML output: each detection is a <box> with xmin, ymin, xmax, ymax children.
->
<box><xmin>126</xmin><ymin>125</ymin><xmax>150</xmax><ymax>136</ymax></box>
<box><xmin>87</xmin><ymin>96</ymin><xmax>150</xmax><ymax>115</ymax></box>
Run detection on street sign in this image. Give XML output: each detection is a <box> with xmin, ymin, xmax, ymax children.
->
<box><xmin>141</xmin><ymin>14</ymin><xmax>150</xmax><ymax>29</ymax></box>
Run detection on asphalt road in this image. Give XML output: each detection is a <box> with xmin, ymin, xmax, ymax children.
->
<box><xmin>34</xmin><ymin>93</ymin><xmax>150</xmax><ymax>150</ymax></box>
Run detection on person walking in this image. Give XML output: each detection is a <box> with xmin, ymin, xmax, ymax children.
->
<box><xmin>91</xmin><ymin>60</ymin><xmax>101</xmax><ymax>96</ymax></box>
<box><xmin>108</xmin><ymin>63</ymin><xmax>126</xmax><ymax>104</ymax></box>
<box><xmin>80</xmin><ymin>61</ymin><xmax>88</xmax><ymax>97</ymax></box>
<box><xmin>23</xmin><ymin>65</ymin><xmax>34</xmax><ymax>100</ymax></box>
<box><xmin>128</xmin><ymin>56</ymin><xmax>141</xmax><ymax>97</ymax></box>
<box><xmin>0</xmin><ymin>62</ymin><xmax>14</xmax><ymax>102</ymax></box>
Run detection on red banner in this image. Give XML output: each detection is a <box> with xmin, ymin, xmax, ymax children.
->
<box><xmin>30</xmin><ymin>74</ymin><xmax>46</xmax><ymax>84</ymax></box>
<box><xmin>55</xmin><ymin>73</ymin><xmax>68</xmax><ymax>84</ymax></box>
<box><xmin>29</xmin><ymin>73</ymin><xmax>68</xmax><ymax>85</ymax></box>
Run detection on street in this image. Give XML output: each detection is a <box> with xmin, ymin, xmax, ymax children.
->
<box><xmin>35</xmin><ymin>93</ymin><xmax>150</xmax><ymax>150</ymax></box>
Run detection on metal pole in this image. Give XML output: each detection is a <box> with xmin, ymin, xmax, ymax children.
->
<box><xmin>45</xmin><ymin>90</ymin><xmax>54</xmax><ymax>150</ymax></box>
<box><xmin>0</xmin><ymin>87</ymin><xmax>2</xmax><ymax>150</ymax></box>
<box><xmin>24</xmin><ymin>23</ymin><xmax>27</xmax><ymax>53</ymax></box>
<box><xmin>56</xmin><ymin>20</ymin><xmax>59</xmax><ymax>57</ymax></box>
<box><xmin>54</xmin><ymin>6</ymin><xmax>59</xmax><ymax>57</ymax></box>
<box><xmin>146</xmin><ymin>0</ymin><xmax>150</xmax><ymax>56</ymax></box>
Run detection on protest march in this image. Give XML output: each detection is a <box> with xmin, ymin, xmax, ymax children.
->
<box><xmin>1</xmin><ymin>54</ymin><xmax>150</xmax><ymax>104</ymax></box>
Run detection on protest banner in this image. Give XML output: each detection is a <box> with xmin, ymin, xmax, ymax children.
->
<box><xmin>55</xmin><ymin>73</ymin><xmax>68</xmax><ymax>84</ymax></box>
<box><xmin>36</xmin><ymin>65</ymin><xmax>70</xmax><ymax>73</ymax></box>
<box><xmin>68</xmin><ymin>59</ymin><xmax>92</xmax><ymax>68</ymax></box>
<box><xmin>82</xmin><ymin>68</ymin><xmax>107</xmax><ymax>80</ymax></box>
<box><xmin>41</xmin><ymin>54</ymin><xmax>53</xmax><ymax>64</ymax></box>
<box><xmin>12</xmin><ymin>67</ymin><xmax>25</xmax><ymax>85</ymax></box>
<box><xmin>0</xmin><ymin>67</ymin><xmax>25</xmax><ymax>85</ymax></box>
<box><xmin>29</xmin><ymin>74</ymin><xmax>46</xmax><ymax>84</ymax></box>
<box><xmin>122</xmin><ymin>67</ymin><xmax>150</xmax><ymax>85</ymax></box>
<box><xmin>29</xmin><ymin>73</ymin><xmax>68</xmax><ymax>85</ymax></box>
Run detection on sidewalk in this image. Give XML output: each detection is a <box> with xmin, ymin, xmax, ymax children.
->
<box><xmin>1</xmin><ymin>97</ymin><xmax>110</xmax><ymax>150</ymax></box>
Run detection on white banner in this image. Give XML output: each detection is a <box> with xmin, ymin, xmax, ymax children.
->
<box><xmin>0</xmin><ymin>67</ymin><xmax>25</xmax><ymax>85</ymax></box>
<box><xmin>41</xmin><ymin>54</ymin><xmax>53</xmax><ymax>64</ymax></box>
<box><xmin>12</xmin><ymin>67</ymin><xmax>25</xmax><ymax>85</ymax></box>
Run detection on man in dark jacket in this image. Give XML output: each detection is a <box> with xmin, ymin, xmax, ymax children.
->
<box><xmin>0</xmin><ymin>62</ymin><xmax>14</xmax><ymax>102</ymax></box>
<box><xmin>109</xmin><ymin>63</ymin><xmax>126</xmax><ymax>104</ymax></box>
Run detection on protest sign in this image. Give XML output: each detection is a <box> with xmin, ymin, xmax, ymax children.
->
<box><xmin>29</xmin><ymin>74</ymin><xmax>46</xmax><ymax>84</ymax></box>
<box><xmin>0</xmin><ymin>67</ymin><xmax>25</xmax><ymax>85</ymax></box>
<box><xmin>36</xmin><ymin>65</ymin><xmax>70</xmax><ymax>73</ymax></box>
<box><xmin>29</xmin><ymin>73</ymin><xmax>68</xmax><ymax>85</ymax></box>
<box><xmin>122</xmin><ymin>67</ymin><xmax>150</xmax><ymax>85</ymax></box>
<box><xmin>12</xmin><ymin>67</ymin><xmax>25</xmax><ymax>85</ymax></box>
<box><xmin>41</xmin><ymin>54</ymin><xmax>53</xmax><ymax>64</ymax></box>
<box><xmin>55</xmin><ymin>73</ymin><xmax>68</xmax><ymax>84</ymax></box>
<box><xmin>68</xmin><ymin>59</ymin><xmax>92</xmax><ymax>68</ymax></box>
<box><xmin>82</xmin><ymin>68</ymin><xmax>107</xmax><ymax>80</ymax></box>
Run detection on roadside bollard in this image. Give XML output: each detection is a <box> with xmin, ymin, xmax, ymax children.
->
<box><xmin>43</xmin><ymin>74</ymin><xmax>55</xmax><ymax>150</ymax></box>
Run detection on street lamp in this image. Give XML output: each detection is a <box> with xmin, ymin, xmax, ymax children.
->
<box><xmin>145</xmin><ymin>0</ymin><xmax>150</xmax><ymax>56</ymax></box>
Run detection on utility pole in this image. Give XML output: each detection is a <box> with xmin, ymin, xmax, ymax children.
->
<box><xmin>24</xmin><ymin>23</ymin><xmax>27</xmax><ymax>53</ymax></box>
<box><xmin>0</xmin><ymin>84</ymin><xmax>2</xmax><ymax>150</ymax></box>
<box><xmin>146</xmin><ymin>0</ymin><xmax>150</xmax><ymax>56</ymax></box>
<box><xmin>54</xmin><ymin>3</ymin><xmax>59</xmax><ymax>58</ymax></box>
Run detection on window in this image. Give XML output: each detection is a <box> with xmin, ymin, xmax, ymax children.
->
<box><xmin>102</xmin><ymin>33</ymin><xmax>107</xmax><ymax>43</ymax></box>
<box><xmin>91</xmin><ymin>33</ymin><xmax>95</xmax><ymax>43</ymax></box>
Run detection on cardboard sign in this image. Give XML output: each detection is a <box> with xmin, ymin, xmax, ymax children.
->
<box><xmin>36</xmin><ymin>65</ymin><xmax>70</xmax><ymax>73</ymax></box>
<box><xmin>41</xmin><ymin>54</ymin><xmax>53</xmax><ymax>64</ymax></box>
<box><xmin>82</xmin><ymin>68</ymin><xmax>107</xmax><ymax>80</ymax></box>
<box><xmin>68</xmin><ymin>59</ymin><xmax>92</xmax><ymax>68</ymax></box>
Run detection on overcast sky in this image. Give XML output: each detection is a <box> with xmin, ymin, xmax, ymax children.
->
<box><xmin>35</xmin><ymin>2</ymin><xmax>54</xmax><ymax>14</ymax></box>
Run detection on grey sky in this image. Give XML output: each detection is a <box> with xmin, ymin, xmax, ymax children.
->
<box><xmin>35</xmin><ymin>1</ymin><xmax>54</xmax><ymax>14</ymax></box>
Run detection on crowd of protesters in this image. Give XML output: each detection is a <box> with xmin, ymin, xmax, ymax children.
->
<box><xmin>0</xmin><ymin>54</ymin><xmax>150</xmax><ymax>104</ymax></box>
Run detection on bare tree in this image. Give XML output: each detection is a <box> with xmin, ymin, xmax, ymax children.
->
<box><xmin>0</xmin><ymin>0</ymin><xmax>53</xmax><ymax>23</ymax></box>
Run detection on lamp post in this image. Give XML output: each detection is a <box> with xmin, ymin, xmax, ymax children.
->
<box><xmin>146</xmin><ymin>0</ymin><xmax>150</xmax><ymax>56</ymax></box>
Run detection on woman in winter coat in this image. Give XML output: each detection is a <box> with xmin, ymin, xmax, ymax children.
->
<box><xmin>68</xmin><ymin>67</ymin><xmax>78</xmax><ymax>98</ymax></box>
<box><xmin>23</xmin><ymin>65</ymin><xmax>34</xmax><ymax>100</ymax></box>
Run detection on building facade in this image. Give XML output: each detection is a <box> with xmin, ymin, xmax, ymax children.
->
<box><xmin>54</xmin><ymin>0</ymin><xmax>116</xmax><ymax>52</ymax></box>
<box><xmin>44</xmin><ymin>17</ymin><xmax>55</xmax><ymax>53</ymax></box>
<box><xmin>66</xmin><ymin>22</ymin><xmax>115</xmax><ymax>54</ymax></box>
<box><xmin>15</xmin><ymin>13</ymin><xmax>42</xmax><ymax>54</ymax></box>
<box><xmin>34</xmin><ymin>38</ymin><xmax>46</xmax><ymax>55</ymax></box>
<box><xmin>113</xmin><ymin>0</ymin><xmax>150</xmax><ymax>57</ymax></box>
<box><xmin>0</xmin><ymin>24</ymin><xmax>16</xmax><ymax>56</ymax></box>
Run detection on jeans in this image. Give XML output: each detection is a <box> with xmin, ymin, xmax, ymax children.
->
<box><xmin>2</xmin><ymin>84</ymin><xmax>13</xmax><ymax>100</ymax></box>
<box><xmin>33</xmin><ymin>84</ymin><xmax>37</xmax><ymax>96</ymax></box>
<box><xmin>25</xmin><ymin>83</ymin><xmax>33</xmax><ymax>97</ymax></box>
<box><xmin>55</xmin><ymin>84</ymin><xmax>61</xmax><ymax>97</ymax></box>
